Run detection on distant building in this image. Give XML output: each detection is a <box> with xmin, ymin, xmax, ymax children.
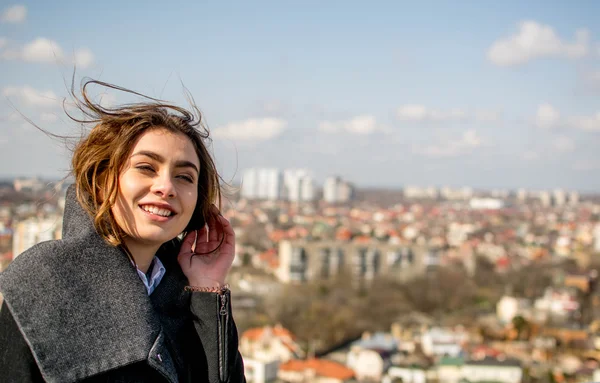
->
<box><xmin>323</xmin><ymin>176</ymin><xmax>355</xmax><ymax>204</ymax></box>
<box><xmin>440</xmin><ymin>186</ymin><xmax>473</xmax><ymax>201</ymax></box>
<box><xmin>421</xmin><ymin>327</ymin><xmax>466</xmax><ymax>357</ymax></box>
<box><xmin>346</xmin><ymin>332</ymin><xmax>399</xmax><ymax>382</ymax></box>
<box><xmin>469</xmin><ymin>198</ymin><xmax>505</xmax><ymax>210</ymax></box>
<box><xmin>446</xmin><ymin>223</ymin><xmax>475</xmax><ymax>247</ymax></box>
<box><xmin>534</xmin><ymin>287</ymin><xmax>579</xmax><ymax>321</ymax></box>
<box><xmin>384</xmin><ymin>366</ymin><xmax>428</xmax><ymax>383</ymax></box>
<box><xmin>461</xmin><ymin>357</ymin><xmax>522</xmax><ymax>383</ymax></box>
<box><xmin>496</xmin><ymin>295</ymin><xmax>531</xmax><ymax>324</ymax></box>
<box><xmin>241</xmin><ymin>168</ymin><xmax>282</xmax><ymax>200</ymax></box>
<box><xmin>13</xmin><ymin>178</ymin><xmax>47</xmax><ymax>193</ymax></box>
<box><xmin>12</xmin><ymin>217</ymin><xmax>62</xmax><ymax>258</ymax></box>
<box><xmin>539</xmin><ymin>191</ymin><xmax>552</xmax><ymax>207</ymax></box>
<box><xmin>403</xmin><ymin>186</ymin><xmax>438</xmax><ymax>200</ymax></box>
<box><xmin>240</xmin><ymin>325</ymin><xmax>305</xmax><ymax>383</ymax></box>
<box><xmin>491</xmin><ymin>189</ymin><xmax>510</xmax><ymax>199</ymax></box>
<box><xmin>569</xmin><ymin>191</ymin><xmax>580</xmax><ymax>205</ymax></box>
<box><xmin>243</xmin><ymin>359</ymin><xmax>279</xmax><ymax>383</ymax></box>
<box><xmin>516</xmin><ymin>188</ymin><xmax>527</xmax><ymax>203</ymax></box>
<box><xmin>283</xmin><ymin>169</ymin><xmax>314</xmax><ymax>202</ymax></box>
<box><xmin>436</xmin><ymin>356</ymin><xmax>464</xmax><ymax>383</ymax></box>
<box><xmin>278</xmin><ymin>359</ymin><xmax>354</xmax><ymax>383</ymax></box>
<box><xmin>276</xmin><ymin>239</ymin><xmax>424</xmax><ymax>284</ymax></box>
<box><xmin>240</xmin><ymin>325</ymin><xmax>304</xmax><ymax>364</ymax></box>
<box><xmin>241</xmin><ymin>168</ymin><xmax>314</xmax><ymax>202</ymax></box>
<box><xmin>553</xmin><ymin>189</ymin><xmax>566</xmax><ymax>207</ymax></box>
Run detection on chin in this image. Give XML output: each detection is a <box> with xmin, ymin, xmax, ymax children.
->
<box><xmin>139</xmin><ymin>230</ymin><xmax>181</xmax><ymax>246</ymax></box>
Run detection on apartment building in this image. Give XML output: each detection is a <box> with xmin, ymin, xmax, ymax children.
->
<box><xmin>276</xmin><ymin>239</ymin><xmax>438</xmax><ymax>283</ymax></box>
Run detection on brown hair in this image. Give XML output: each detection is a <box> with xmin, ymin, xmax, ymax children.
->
<box><xmin>68</xmin><ymin>79</ymin><xmax>221</xmax><ymax>247</ymax></box>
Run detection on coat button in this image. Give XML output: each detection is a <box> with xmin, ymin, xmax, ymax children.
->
<box><xmin>157</xmin><ymin>353</ymin><xmax>163</xmax><ymax>362</ymax></box>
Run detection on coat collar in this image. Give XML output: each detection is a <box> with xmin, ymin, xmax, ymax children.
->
<box><xmin>0</xmin><ymin>185</ymin><xmax>186</xmax><ymax>383</ymax></box>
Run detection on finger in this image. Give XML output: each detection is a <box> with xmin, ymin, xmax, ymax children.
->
<box><xmin>177</xmin><ymin>231</ymin><xmax>197</xmax><ymax>265</ymax></box>
<box><xmin>180</xmin><ymin>230</ymin><xmax>196</xmax><ymax>252</ymax></box>
<box><xmin>216</xmin><ymin>214</ymin><xmax>235</xmax><ymax>245</ymax></box>
<box><xmin>191</xmin><ymin>230</ymin><xmax>198</xmax><ymax>253</ymax></box>
<box><xmin>196</xmin><ymin>224</ymin><xmax>208</xmax><ymax>244</ymax></box>
<box><xmin>207</xmin><ymin>212</ymin><xmax>219</xmax><ymax>243</ymax></box>
<box><xmin>209</xmin><ymin>214</ymin><xmax>231</xmax><ymax>248</ymax></box>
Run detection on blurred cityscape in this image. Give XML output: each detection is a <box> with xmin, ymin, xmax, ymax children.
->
<box><xmin>1</xmin><ymin>171</ymin><xmax>600</xmax><ymax>383</ymax></box>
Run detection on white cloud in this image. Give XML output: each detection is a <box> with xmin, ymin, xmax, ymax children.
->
<box><xmin>535</xmin><ymin>103</ymin><xmax>560</xmax><ymax>128</ymax></box>
<box><xmin>0</xmin><ymin>37</ymin><xmax>94</xmax><ymax>68</ymax></box>
<box><xmin>1</xmin><ymin>5</ymin><xmax>26</xmax><ymax>23</ymax></box>
<box><xmin>533</xmin><ymin>104</ymin><xmax>600</xmax><ymax>132</ymax></box>
<box><xmin>21</xmin><ymin>38</ymin><xmax>64</xmax><ymax>63</ymax></box>
<box><xmin>2</xmin><ymin>86</ymin><xmax>59</xmax><ymax>108</ymax></box>
<box><xmin>396</xmin><ymin>105</ymin><xmax>500</xmax><ymax>124</ymax></box>
<box><xmin>213</xmin><ymin>118</ymin><xmax>287</xmax><ymax>141</ymax></box>
<box><xmin>74</xmin><ymin>48</ymin><xmax>94</xmax><ymax>68</ymax></box>
<box><xmin>552</xmin><ymin>136</ymin><xmax>575</xmax><ymax>152</ymax></box>
<box><xmin>397</xmin><ymin>105</ymin><xmax>428</xmax><ymax>121</ymax></box>
<box><xmin>568</xmin><ymin>113</ymin><xmax>600</xmax><ymax>132</ymax></box>
<box><xmin>319</xmin><ymin>115</ymin><xmax>388</xmax><ymax>135</ymax></box>
<box><xmin>397</xmin><ymin>104</ymin><xmax>468</xmax><ymax>122</ymax></box>
<box><xmin>474</xmin><ymin>109</ymin><xmax>503</xmax><ymax>123</ymax></box>
<box><xmin>413</xmin><ymin>129</ymin><xmax>484</xmax><ymax>158</ymax></box>
<box><xmin>488</xmin><ymin>21</ymin><xmax>589</xmax><ymax>66</ymax></box>
<box><xmin>40</xmin><ymin>112</ymin><xmax>58</xmax><ymax>122</ymax></box>
<box><xmin>0</xmin><ymin>37</ymin><xmax>7</xmax><ymax>49</ymax></box>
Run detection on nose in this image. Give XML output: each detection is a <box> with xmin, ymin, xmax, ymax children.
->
<box><xmin>151</xmin><ymin>172</ymin><xmax>176</xmax><ymax>198</ymax></box>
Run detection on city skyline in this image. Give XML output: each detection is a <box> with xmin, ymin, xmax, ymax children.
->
<box><xmin>1</xmin><ymin>172</ymin><xmax>594</xmax><ymax>199</ymax></box>
<box><xmin>1</xmin><ymin>2</ymin><xmax>600</xmax><ymax>192</ymax></box>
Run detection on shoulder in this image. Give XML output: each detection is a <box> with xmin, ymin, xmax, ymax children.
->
<box><xmin>0</xmin><ymin>237</ymin><xmax>89</xmax><ymax>301</ymax></box>
<box><xmin>1</xmin><ymin>238</ymin><xmax>74</xmax><ymax>281</ymax></box>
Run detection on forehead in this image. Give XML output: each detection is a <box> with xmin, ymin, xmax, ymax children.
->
<box><xmin>132</xmin><ymin>128</ymin><xmax>200</xmax><ymax>167</ymax></box>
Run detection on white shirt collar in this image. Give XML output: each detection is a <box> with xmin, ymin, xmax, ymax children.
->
<box><xmin>135</xmin><ymin>256</ymin><xmax>166</xmax><ymax>295</ymax></box>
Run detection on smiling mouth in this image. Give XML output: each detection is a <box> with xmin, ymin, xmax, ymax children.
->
<box><xmin>139</xmin><ymin>205</ymin><xmax>175</xmax><ymax>217</ymax></box>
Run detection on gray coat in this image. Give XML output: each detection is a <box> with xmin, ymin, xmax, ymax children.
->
<box><xmin>0</xmin><ymin>187</ymin><xmax>245</xmax><ymax>382</ymax></box>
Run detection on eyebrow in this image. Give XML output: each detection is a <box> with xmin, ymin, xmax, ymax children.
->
<box><xmin>131</xmin><ymin>150</ymin><xmax>200</xmax><ymax>174</ymax></box>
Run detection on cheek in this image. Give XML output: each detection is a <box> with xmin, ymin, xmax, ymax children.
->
<box><xmin>118</xmin><ymin>176</ymin><xmax>137</xmax><ymax>201</ymax></box>
<box><xmin>179</xmin><ymin>189</ymin><xmax>198</xmax><ymax>219</ymax></box>
<box><xmin>112</xmin><ymin>185</ymin><xmax>131</xmax><ymax>221</ymax></box>
<box><xmin>118</xmin><ymin>172</ymin><xmax>150</xmax><ymax>206</ymax></box>
<box><xmin>185</xmin><ymin>189</ymin><xmax>198</xmax><ymax>211</ymax></box>
<box><xmin>111</xmin><ymin>174</ymin><xmax>140</xmax><ymax>223</ymax></box>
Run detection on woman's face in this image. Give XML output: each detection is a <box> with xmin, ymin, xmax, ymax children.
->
<box><xmin>112</xmin><ymin>128</ymin><xmax>200</xmax><ymax>248</ymax></box>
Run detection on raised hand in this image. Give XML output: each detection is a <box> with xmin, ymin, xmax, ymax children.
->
<box><xmin>177</xmin><ymin>204</ymin><xmax>235</xmax><ymax>287</ymax></box>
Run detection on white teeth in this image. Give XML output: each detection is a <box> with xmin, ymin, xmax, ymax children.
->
<box><xmin>141</xmin><ymin>205</ymin><xmax>172</xmax><ymax>217</ymax></box>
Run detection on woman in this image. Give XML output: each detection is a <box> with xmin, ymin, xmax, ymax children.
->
<box><xmin>0</xmin><ymin>80</ymin><xmax>246</xmax><ymax>382</ymax></box>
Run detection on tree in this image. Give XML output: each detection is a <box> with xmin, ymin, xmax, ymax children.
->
<box><xmin>512</xmin><ymin>315</ymin><xmax>530</xmax><ymax>340</ymax></box>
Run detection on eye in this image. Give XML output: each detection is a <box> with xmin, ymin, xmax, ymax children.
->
<box><xmin>177</xmin><ymin>174</ymin><xmax>195</xmax><ymax>183</ymax></box>
<box><xmin>135</xmin><ymin>164</ymin><xmax>155</xmax><ymax>173</ymax></box>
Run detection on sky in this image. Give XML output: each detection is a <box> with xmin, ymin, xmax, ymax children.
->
<box><xmin>0</xmin><ymin>1</ymin><xmax>600</xmax><ymax>192</ymax></box>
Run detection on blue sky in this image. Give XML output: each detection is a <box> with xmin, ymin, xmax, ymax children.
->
<box><xmin>1</xmin><ymin>1</ymin><xmax>600</xmax><ymax>192</ymax></box>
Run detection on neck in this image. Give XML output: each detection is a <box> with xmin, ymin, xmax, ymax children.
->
<box><xmin>123</xmin><ymin>239</ymin><xmax>160</xmax><ymax>273</ymax></box>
